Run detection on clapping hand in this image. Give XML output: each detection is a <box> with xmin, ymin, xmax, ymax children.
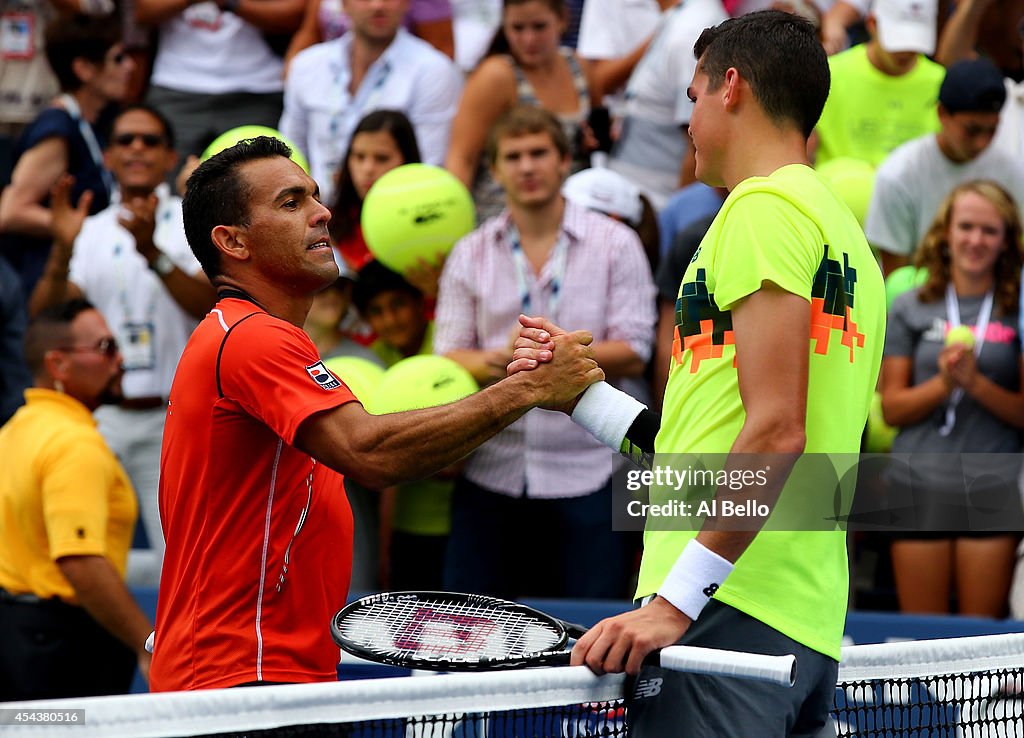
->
<box><xmin>118</xmin><ymin>193</ymin><xmax>160</xmax><ymax>262</ymax></box>
<box><xmin>50</xmin><ymin>174</ymin><xmax>92</xmax><ymax>249</ymax></box>
<box><xmin>942</xmin><ymin>344</ymin><xmax>979</xmax><ymax>392</ymax></box>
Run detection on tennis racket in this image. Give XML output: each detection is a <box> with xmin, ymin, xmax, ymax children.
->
<box><xmin>331</xmin><ymin>591</ymin><xmax>796</xmax><ymax>686</ymax></box>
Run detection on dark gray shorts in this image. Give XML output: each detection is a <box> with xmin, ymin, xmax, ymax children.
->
<box><xmin>627</xmin><ymin>600</ymin><xmax>838</xmax><ymax>738</ymax></box>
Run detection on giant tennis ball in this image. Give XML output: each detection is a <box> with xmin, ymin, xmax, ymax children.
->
<box><xmin>945</xmin><ymin>325</ymin><xmax>976</xmax><ymax>349</ymax></box>
<box><xmin>201</xmin><ymin>125</ymin><xmax>310</xmax><ymax>173</ymax></box>
<box><xmin>884</xmin><ymin>266</ymin><xmax>928</xmax><ymax>312</ymax></box>
<box><xmin>370</xmin><ymin>355</ymin><xmax>478</xmax><ymax>414</ymax></box>
<box><xmin>323</xmin><ymin>356</ymin><xmax>385</xmax><ymax>404</ymax></box>
<box><xmin>816</xmin><ymin>157</ymin><xmax>876</xmax><ymax>228</ymax></box>
<box><xmin>361</xmin><ymin>164</ymin><xmax>476</xmax><ymax>275</ymax></box>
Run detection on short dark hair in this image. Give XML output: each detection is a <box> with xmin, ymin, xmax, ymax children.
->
<box><xmin>694</xmin><ymin>10</ymin><xmax>829</xmax><ymax>139</ymax></box>
<box><xmin>485</xmin><ymin>105</ymin><xmax>571</xmax><ymax>167</ymax></box>
<box><xmin>24</xmin><ymin>298</ymin><xmax>96</xmax><ymax>379</ymax></box>
<box><xmin>112</xmin><ymin>104</ymin><xmax>177</xmax><ymax>150</ymax></box>
<box><xmin>182</xmin><ymin>136</ymin><xmax>293</xmax><ymax>281</ymax></box>
<box><xmin>45</xmin><ymin>15</ymin><xmax>122</xmax><ymax>93</ymax></box>
<box><xmin>351</xmin><ymin>260</ymin><xmax>423</xmax><ymax>315</ymax></box>
<box><xmin>329</xmin><ymin>110</ymin><xmax>422</xmax><ymax>244</ymax></box>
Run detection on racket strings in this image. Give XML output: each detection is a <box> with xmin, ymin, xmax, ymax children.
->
<box><xmin>340</xmin><ymin>596</ymin><xmax>564</xmax><ymax>661</ymax></box>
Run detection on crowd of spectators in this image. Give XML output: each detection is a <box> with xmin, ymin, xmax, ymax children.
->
<box><xmin>3</xmin><ymin>0</ymin><xmax>1024</xmax><ymax>699</ymax></box>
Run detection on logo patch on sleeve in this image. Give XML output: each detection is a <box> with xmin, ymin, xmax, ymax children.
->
<box><xmin>305</xmin><ymin>361</ymin><xmax>342</xmax><ymax>390</ymax></box>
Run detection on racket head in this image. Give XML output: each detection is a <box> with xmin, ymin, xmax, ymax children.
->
<box><xmin>331</xmin><ymin>591</ymin><xmax>571</xmax><ymax>671</ymax></box>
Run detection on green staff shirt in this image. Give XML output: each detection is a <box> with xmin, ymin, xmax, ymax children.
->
<box><xmin>816</xmin><ymin>44</ymin><xmax>943</xmax><ymax>168</ymax></box>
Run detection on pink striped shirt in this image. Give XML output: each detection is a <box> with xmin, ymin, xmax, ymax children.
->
<box><xmin>434</xmin><ymin>201</ymin><xmax>657</xmax><ymax>498</ymax></box>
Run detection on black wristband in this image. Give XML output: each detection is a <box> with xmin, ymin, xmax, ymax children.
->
<box><xmin>624</xmin><ymin>408</ymin><xmax>660</xmax><ymax>454</ymax></box>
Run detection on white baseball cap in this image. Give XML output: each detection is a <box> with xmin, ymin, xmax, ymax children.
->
<box><xmin>562</xmin><ymin>168</ymin><xmax>643</xmax><ymax>226</ymax></box>
<box><xmin>872</xmin><ymin>0</ymin><xmax>937</xmax><ymax>56</ymax></box>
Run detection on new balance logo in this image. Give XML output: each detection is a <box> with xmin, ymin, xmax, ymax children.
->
<box><xmin>633</xmin><ymin>677</ymin><xmax>663</xmax><ymax>699</ymax></box>
<box><xmin>702</xmin><ymin>583</ymin><xmax>719</xmax><ymax>598</ymax></box>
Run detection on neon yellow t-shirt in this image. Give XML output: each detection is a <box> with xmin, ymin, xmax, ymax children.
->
<box><xmin>816</xmin><ymin>44</ymin><xmax>943</xmax><ymax>167</ymax></box>
<box><xmin>0</xmin><ymin>390</ymin><xmax>136</xmax><ymax>602</ymax></box>
<box><xmin>639</xmin><ymin>164</ymin><xmax>885</xmax><ymax>660</ymax></box>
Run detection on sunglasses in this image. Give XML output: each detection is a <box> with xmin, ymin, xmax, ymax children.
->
<box><xmin>113</xmin><ymin>132</ymin><xmax>166</xmax><ymax>148</ymax></box>
<box><xmin>57</xmin><ymin>336</ymin><xmax>120</xmax><ymax>359</ymax></box>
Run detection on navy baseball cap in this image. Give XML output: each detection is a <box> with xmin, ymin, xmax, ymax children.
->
<box><xmin>939</xmin><ymin>58</ymin><xmax>1007</xmax><ymax>114</ymax></box>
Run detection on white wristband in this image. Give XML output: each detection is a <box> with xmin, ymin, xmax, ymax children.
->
<box><xmin>657</xmin><ymin>539</ymin><xmax>735</xmax><ymax>621</ymax></box>
<box><xmin>570</xmin><ymin>380</ymin><xmax>645</xmax><ymax>451</ymax></box>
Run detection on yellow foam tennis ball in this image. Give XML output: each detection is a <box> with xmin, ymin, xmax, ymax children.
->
<box><xmin>816</xmin><ymin>157</ymin><xmax>876</xmax><ymax>228</ymax></box>
<box><xmin>201</xmin><ymin>125</ymin><xmax>310</xmax><ymax>173</ymax></box>
<box><xmin>884</xmin><ymin>266</ymin><xmax>928</xmax><ymax>312</ymax></box>
<box><xmin>370</xmin><ymin>355</ymin><xmax>478</xmax><ymax>414</ymax></box>
<box><xmin>322</xmin><ymin>356</ymin><xmax>385</xmax><ymax>404</ymax></box>
<box><xmin>864</xmin><ymin>392</ymin><xmax>897</xmax><ymax>453</ymax></box>
<box><xmin>361</xmin><ymin>164</ymin><xmax>476</xmax><ymax>276</ymax></box>
<box><xmin>945</xmin><ymin>325</ymin><xmax>976</xmax><ymax>349</ymax></box>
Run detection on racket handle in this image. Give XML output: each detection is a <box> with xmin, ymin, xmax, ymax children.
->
<box><xmin>561</xmin><ymin>620</ymin><xmax>590</xmax><ymax>640</ymax></box>
<box><xmin>645</xmin><ymin>645</ymin><xmax>797</xmax><ymax>687</ymax></box>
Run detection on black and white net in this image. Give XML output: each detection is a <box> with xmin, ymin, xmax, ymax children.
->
<box><xmin>4</xmin><ymin>633</ymin><xmax>1023</xmax><ymax>737</ymax></box>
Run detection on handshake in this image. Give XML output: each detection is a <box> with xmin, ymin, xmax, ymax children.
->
<box><xmin>505</xmin><ymin>314</ymin><xmax>604</xmax><ymax>414</ymax></box>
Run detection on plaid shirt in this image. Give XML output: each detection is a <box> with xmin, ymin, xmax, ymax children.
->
<box><xmin>434</xmin><ymin>200</ymin><xmax>656</xmax><ymax>498</ymax></box>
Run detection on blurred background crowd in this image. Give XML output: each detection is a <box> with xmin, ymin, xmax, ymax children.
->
<box><xmin>3</xmin><ymin>0</ymin><xmax>1024</xmax><ymax>700</ymax></box>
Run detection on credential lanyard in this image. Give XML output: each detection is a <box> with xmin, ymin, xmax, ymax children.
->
<box><xmin>59</xmin><ymin>94</ymin><xmax>113</xmax><ymax>198</ymax></box>
<box><xmin>938</xmin><ymin>283</ymin><xmax>993</xmax><ymax>436</ymax></box>
<box><xmin>329</xmin><ymin>56</ymin><xmax>392</xmax><ymax>137</ymax></box>
<box><xmin>509</xmin><ymin>226</ymin><xmax>568</xmax><ymax>319</ymax></box>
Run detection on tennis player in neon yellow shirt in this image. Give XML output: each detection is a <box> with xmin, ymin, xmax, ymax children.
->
<box><xmin>511</xmin><ymin>10</ymin><xmax>885</xmax><ymax>737</ymax></box>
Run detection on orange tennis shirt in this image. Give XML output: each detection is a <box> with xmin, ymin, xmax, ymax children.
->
<box><xmin>151</xmin><ymin>296</ymin><xmax>358</xmax><ymax>691</ymax></box>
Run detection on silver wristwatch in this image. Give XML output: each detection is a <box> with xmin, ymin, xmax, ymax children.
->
<box><xmin>149</xmin><ymin>252</ymin><xmax>175</xmax><ymax>277</ymax></box>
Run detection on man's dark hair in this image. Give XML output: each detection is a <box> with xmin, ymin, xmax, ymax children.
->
<box><xmin>485</xmin><ymin>105</ymin><xmax>571</xmax><ymax>167</ymax></box>
<box><xmin>45</xmin><ymin>15</ymin><xmax>122</xmax><ymax>93</ymax></box>
<box><xmin>351</xmin><ymin>260</ymin><xmax>423</xmax><ymax>315</ymax></box>
<box><xmin>182</xmin><ymin>136</ymin><xmax>293</xmax><ymax>281</ymax></box>
<box><xmin>24</xmin><ymin>299</ymin><xmax>95</xmax><ymax>379</ymax></box>
<box><xmin>112</xmin><ymin>104</ymin><xmax>177</xmax><ymax>150</ymax></box>
<box><xmin>694</xmin><ymin>10</ymin><xmax>829</xmax><ymax>139</ymax></box>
